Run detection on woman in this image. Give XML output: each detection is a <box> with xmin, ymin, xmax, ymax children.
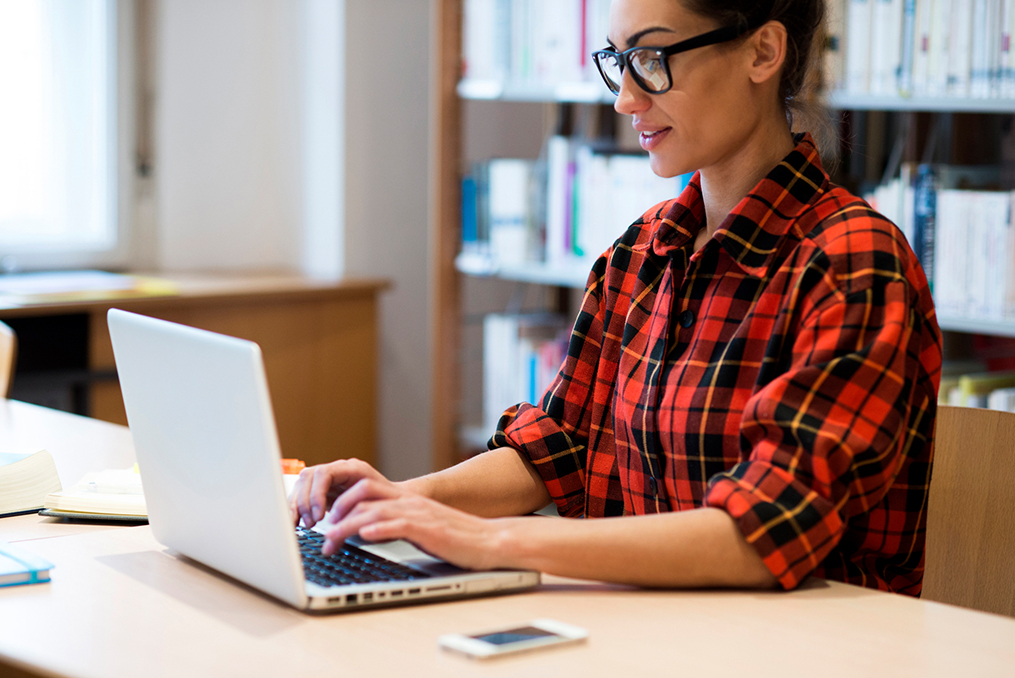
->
<box><xmin>292</xmin><ymin>0</ymin><xmax>941</xmax><ymax>594</ymax></box>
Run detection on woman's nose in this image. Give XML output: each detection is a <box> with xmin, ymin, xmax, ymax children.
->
<box><xmin>614</xmin><ymin>70</ymin><xmax>650</xmax><ymax>117</ymax></box>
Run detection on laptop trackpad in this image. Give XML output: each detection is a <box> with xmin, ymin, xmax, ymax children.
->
<box><xmin>348</xmin><ymin>536</ymin><xmax>470</xmax><ymax>577</ymax></box>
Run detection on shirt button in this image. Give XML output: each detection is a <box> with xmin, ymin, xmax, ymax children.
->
<box><xmin>678</xmin><ymin>310</ymin><xmax>695</xmax><ymax>328</ymax></box>
<box><xmin>649</xmin><ymin>477</ymin><xmax>657</xmax><ymax>496</ymax></box>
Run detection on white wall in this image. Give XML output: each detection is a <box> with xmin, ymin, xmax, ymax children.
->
<box><xmin>156</xmin><ymin>0</ymin><xmax>300</xmax><ymax>271</ymax></box>
<box><xmin>344</xmin><ymin>0</ymin><xmax>434</xmax><ymax>480</ymax></box>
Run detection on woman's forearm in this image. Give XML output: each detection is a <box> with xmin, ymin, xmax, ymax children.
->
<box><xmin>493</xmin><ymin>507</ymin><xmax>778</xmax><ymax>589</ymax></box>
<box><xmin>399</xmin><ymin>447</ymin><xmax>551</xmax><ymax>518</ymax></box>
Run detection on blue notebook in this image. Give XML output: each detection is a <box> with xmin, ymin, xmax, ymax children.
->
<box><xmin>0</xmin><ymin>541</ymin><xmax>54</xmax><ymax>587</ymax></box>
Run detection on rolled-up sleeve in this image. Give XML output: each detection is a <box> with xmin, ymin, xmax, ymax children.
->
<box><xmin>704</xmin><ymin>277</ymin><xmax>933</xmax><ymax>590</ymax></box>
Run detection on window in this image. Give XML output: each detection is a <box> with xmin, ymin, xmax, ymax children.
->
<box><xmin>0</xmin><ymin>0</ymin><xmax>125</xmax><ymax>271</ymax></box>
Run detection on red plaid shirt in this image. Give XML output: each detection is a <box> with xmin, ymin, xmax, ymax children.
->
<box><xmin>491</xmin><ymin>134</ymin><xmax>942</xmax><ymax>594</ymax></box>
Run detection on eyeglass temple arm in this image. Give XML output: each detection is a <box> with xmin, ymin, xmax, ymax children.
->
<box><xmin>660</xmin><ymin>24</ymin><xmax>747</xmax><ymax>57</ymax></box>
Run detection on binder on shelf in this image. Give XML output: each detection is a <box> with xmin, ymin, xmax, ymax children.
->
<box><xmin>488</xmin><ymin>159</ymin><xmax>536</xmax><ymax>266</ymax></box>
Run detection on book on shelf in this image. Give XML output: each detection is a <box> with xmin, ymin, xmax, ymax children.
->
<box><xmin>462</xmin><ymin>0</ymin><xmax>611</xmax><ymax>90</ymax></box>
<box><xmin>942</xmin><ymin>369</ymin><xmax>1015</xmax><ymax>408</ymax></box>
<box><xmin>0</xmin><ymin>450</ymin><xmax>62</xmax><ymax>518</ymax></box>
<box><xmin>462</xmin><ymin>137</ymin><xmax>689</xmax><ymax>277</ymax></box>
<box><xmin>864</xmin><ymin>163</ymin><xmax>1005</xmax><ymax>319</ymax></box>
<box><xmin>483</xmin><ymin>313</ymin><xmax>570</xmax><ymax>432</ymax></box>
<box><xmin>830</xmin><ymin>0</ymin><xmax>1015</xmax><ymax>99</ymax></box>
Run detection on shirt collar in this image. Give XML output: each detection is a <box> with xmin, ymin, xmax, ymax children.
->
<box><xmin>646</xmin><ymin>133</ymin><xmax>829</xmax><ymax>277</ymax></box>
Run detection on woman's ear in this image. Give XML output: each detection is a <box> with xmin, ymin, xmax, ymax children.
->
<box><xmin>747</xmin><ymin>21</ymin><xmax>788</xmax><ymax>85</ymax></box>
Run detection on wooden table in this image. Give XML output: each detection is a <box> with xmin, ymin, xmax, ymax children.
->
<box><xmin>2</xmin><ymin>402</ymin><xmax>1015</xmax><ymax>678</ymax></box>
<box><xmin>1</xmin><ymin>273</ymin><xmax>388</xmax><ymax>468</ymax></box>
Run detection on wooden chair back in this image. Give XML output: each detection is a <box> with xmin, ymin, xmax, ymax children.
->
<box><xmin>923</xmin><ymin>405</ymin><xmax>1015</xmax><ymax>617</ymax></box>
<box><xmin>0</xmin><ymin>321</ymin><xmax>15</xmax><ymax>397</ymax></box>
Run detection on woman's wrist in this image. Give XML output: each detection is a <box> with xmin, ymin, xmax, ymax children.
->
<box><xmin>487</xmin><ymin>517</ymin><xmax>528</xmax><ymax>570</ymax></box>
<box><xmin>397</xmin><ymin>473</ymin><xmax>441</xmax><ymax>502</ymax></box>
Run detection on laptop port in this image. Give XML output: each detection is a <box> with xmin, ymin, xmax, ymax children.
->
<box><xmin>426</xmin><ymin>585</ymin><xmax>451</xmax><ymax>592</ymax></box>
<box><xmin>408</xmin><ymin>588</ymin><xmax>421</xmax><ymax>595</ymax></box>
<box><xmin>391</xmin><ymin>590</ymin><xmax>403</xmax><ymax>597</ymax></box>
<box><xmin>345</xmin><ymin>594</ymin><xmax>358</xmax><ymax>604</ymax></box>
<box><xmin>363</xmin><ymin>592</ymin><xmax>373</xmax><ymax>602</ymax></box>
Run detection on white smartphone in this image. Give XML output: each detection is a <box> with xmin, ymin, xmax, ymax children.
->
<box><xmin>438</xmin><ymin>618</ymin><xmax>588</xmax><ymax>659</ymax></box>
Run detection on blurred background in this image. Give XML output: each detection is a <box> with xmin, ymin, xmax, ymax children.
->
<box><xmin>3</xmin><ymin>0</ymin><xmax>1015</xmax><ymax>481</ymax></box>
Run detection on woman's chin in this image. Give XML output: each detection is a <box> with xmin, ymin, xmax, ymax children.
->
<box><xmin>648</xmin><ymin>154</ymin><xmax>692</xmax><ymax>180</ymax></box>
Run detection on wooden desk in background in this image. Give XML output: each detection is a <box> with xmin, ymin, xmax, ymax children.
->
<box><xmin>1</xmin><ymin>400</ymin><xmax>1015</xmax><ymax>678</ymax></box>
<box><xmin>0</xmin><ymin>273</ymin><xmax>388</xmax><ymax>468</ymax></box>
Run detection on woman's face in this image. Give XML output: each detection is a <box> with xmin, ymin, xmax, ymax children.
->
<box><xmin>608</xmin><ymin>0</ymin><xmax>765</xmax><ymax>178</ymax></box>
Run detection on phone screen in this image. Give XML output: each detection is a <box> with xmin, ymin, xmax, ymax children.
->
<box><xmin>470</xmin><ymin>626</ymin><xmax>560</xmax><ymax>646</ymax></box>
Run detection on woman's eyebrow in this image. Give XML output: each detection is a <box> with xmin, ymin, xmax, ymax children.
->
<box><xmin>625</xmin><ymin>26</ymin><xmax>677</xmax><ymax>48</ymax></box>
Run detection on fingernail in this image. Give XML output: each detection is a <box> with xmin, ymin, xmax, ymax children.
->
<box><xmin>312</xmin><ymin>506</ymin><xmax>322</xmax><ymax>523</ymax></box>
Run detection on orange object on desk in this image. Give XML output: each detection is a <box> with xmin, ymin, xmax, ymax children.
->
<box><xmin>281</xmin><ymin>459</ymin><xmax>306</xmax><ymax>474</ymax></box>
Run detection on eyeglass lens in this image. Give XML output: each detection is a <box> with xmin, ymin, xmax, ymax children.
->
<box><xmin>595</xmin><ymin>49</ymin><xmax>670</xmax><ymax>94</ymax></box>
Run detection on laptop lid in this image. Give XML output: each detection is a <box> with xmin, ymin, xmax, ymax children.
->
<box><xmin>107</xmin><ymin>308</ymin><xmax>308</xmax><ymax>609</ymax></box>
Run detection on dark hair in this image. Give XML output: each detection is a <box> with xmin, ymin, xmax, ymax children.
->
<box><xmin>681</xmin><ymin>0</ymin><xmax>834</xmax><ymax>157</ymax></box>
<box><xmin>682</xmin><ymin>0</ymin><xmax>824</xmax><ymax>107</ymax></box>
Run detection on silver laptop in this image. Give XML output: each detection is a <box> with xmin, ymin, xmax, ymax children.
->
<box><xmin>107</xmin><ymin>308</ymin><xmax>539</xmax><ymax>612</ymax></box>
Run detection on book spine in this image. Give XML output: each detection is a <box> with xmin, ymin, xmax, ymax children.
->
<box><xmin>949</xmin><ymin>0</ymin><xmax>973</xmax><ymax>95</ymax></box>
<box><xmin>928</xmin><ymin>0</ymin><xmax>952</xmax><ymax>95</ymax></box>
<box><xmin>461</xmin><ymin>174</ymin><xmax>479</xmax><ymax>249</ymax></box>
<box><xmin>914</xmin><ymin>164</ymin><xmax>938</xmax><ymax>294</ymax></box>
<box><xmin>824</xmin><ymin>0</ymin><xmax>848</xmax><ymax>92</ymax></box>
<box><xmin>899</xmin><ymin>0</ymin><xmax>918</xmax><ymax>93</ymax></box>
<box><xmin>847</xmin><ymin>0</ymin><xmax>873</xmax><ymax>93</ymax></box>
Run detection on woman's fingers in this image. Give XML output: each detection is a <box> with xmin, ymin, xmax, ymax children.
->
<box><xmin>328</xmin><ymin>478</ymin><xmax>401</xmax><ymax>523</ymax></box>
<box><xmin>321</xmin><ymin>500</ymin><xmax>387</xmax><ymax>553</ymax></box>
<box><xmin>291</xmin><ymin>458</ymin><xmax>390</xmax><ymax>528</ymax></box>
<box><xmin>309</xmin><ymin>467</ymin><xmax>343</xmax><ymax>527</ymax></box>
<box><xmin>294</xmin><ymin>466</ymin><xmax>320</xmax><ymax>526</ymax></box>
<box><xmin>321</xmin><ymin>495</ymin><xmax>501</xmax><ymax>571</ymax></box>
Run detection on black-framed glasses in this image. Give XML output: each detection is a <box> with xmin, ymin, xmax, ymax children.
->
<box><xmin>592</xmin><ymin>24</ymin><xmax>752</xmax><ymax>95</ymax></box>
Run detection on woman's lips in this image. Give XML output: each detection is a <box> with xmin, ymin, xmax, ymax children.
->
<box><xmin>639</xmin><ymin>127</ymin><xmax>671</xmax><ymax>151</ymax></box>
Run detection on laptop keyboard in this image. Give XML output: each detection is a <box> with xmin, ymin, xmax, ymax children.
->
<box><xmin>296</xmin><ymin>527</ymin><xmax>430</xmax><ymax>588</ymax></box>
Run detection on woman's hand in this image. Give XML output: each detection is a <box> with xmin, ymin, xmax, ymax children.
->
<box><xmin>321</xmin><ymin>490</ymin><xmax>507</xmax><ymax>572</ymax></box>
<box><xmin>289</xmin><ymin>458</ymin><xmax>413</xmax><ymax>529</ymax></box>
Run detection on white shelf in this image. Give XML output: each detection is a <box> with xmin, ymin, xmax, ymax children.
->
<box><xmin>937</xmin><ymin>315</ymin><xmax>1015</xmax><ymax>338</ymax></box>
<box><xmin>455</xmin><ymin>252</ymin><xmax>590</xmax><ymax>288</ymax></box>
<box><xmin>827</xmin><ymin>91</ymin><xmax>1015</xmax><ymax>113</ymax></box>
<box><xmin>458</xmin><ymin>83</ymin><xmax>1015</xmax><ymax>112</ymax></box>
<box><xmin>458</xmin><ymin>78</ymin><xmax>611</xmax><ymax>103</ymax></box>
